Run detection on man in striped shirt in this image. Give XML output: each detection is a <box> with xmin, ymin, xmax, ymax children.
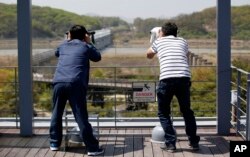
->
<box><xmin>147</xmin><ymin>22</ymin><xmax>200</xmax><ymax>152</ymax></box>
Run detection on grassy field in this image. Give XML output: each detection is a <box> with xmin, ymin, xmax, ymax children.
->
<box><xmin>0</xmin><ymin>40</ymin><xmax>249</xmax><ymax>117</ymax></box>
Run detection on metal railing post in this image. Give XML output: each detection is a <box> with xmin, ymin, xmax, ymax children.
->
<box><xmin>246</xmin><ymin>74</ymin><xmax>250</xmax><ymax>140</ymax></box>
<box><xmin>14</xmin><ymin>67</ymin><xmax>19</xmax><ymax>128</ymax></box>
<box><xmin>236</xmin><ymin>70</ymin><xmax>241</xmax><ymax>134</ymax></box>
<box><xmin>216</xmin><ymin>0</ymin><xmax>231</xmax><ymax>135</ymax></box>
<box><xmin>17</xmin><ymin>0</ymin><xmax>33</xmax><ymax>136</ymax></box>
<box><xmin>114</xmin><ymin>67</ymin><xmax>117</xmax><ymax>128</ymax></box>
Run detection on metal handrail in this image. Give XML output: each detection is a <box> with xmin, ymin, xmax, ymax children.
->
<box><xmin>0</xmin><ymin>65</ymin><xmax>217</xmax><ymax>128</ymax></box>
<box><xmin>231</xmin><ymin>65</ymin><xmax>250</xmax><ymax>140</ymax></box>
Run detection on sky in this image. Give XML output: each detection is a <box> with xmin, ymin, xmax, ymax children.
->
<box><xmin>0</xmin><ymin>0</ymin><xmax>249</xmax><ymax>22</ymax></box>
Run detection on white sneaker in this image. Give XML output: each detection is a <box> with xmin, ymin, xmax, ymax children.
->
<box><xmin>87</xmin><ymin>148</ymin><xmax>104</xmax><ymax>156</ymax></box>
<box><xmin>50</xmin><ymin>143</ymin><xmax>59</xmax><ymax>151</ymax></box>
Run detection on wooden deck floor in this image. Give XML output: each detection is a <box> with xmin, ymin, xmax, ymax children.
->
<box><xmin>0</xmin><ymin>127</ymin><xmax>243</xmax><ymax>157</ymax></box>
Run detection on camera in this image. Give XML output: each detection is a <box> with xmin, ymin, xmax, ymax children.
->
<box><xmin>150</xmin><ymin>27</ymin><xmax>161</xmax><ymax>45</ymax></box>
<box><xmin>64</xmin><ymin>31</ymin><xmax>95</xmax><ymax>44</ymax></box>
<box><xmin>88</xmin><ymin>31</ymin><xmax>95</xmax><ymax>35</ymax></box>
<box><xmin>88</xmin><ymin>31</ymin><xmax>95</xmax><ymax>44</ymax></box>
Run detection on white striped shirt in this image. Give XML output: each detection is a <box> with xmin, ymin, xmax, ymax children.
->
<box><xmin>152</xmin><ymin>35</ymin><xmax>191</xmax><ymax>81</ymax></box>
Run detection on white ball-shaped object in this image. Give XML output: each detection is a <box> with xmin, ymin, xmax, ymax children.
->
<box><xmin>69</xmin><ymin>126</ymin><xmax>98</xmax><ymax>144</ymax></box>
<box><xmin>151</xmin><ymin>125</ymin><xmax>165</xmax><ymax>143</ymax></box>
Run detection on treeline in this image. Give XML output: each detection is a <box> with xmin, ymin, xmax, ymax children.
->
<box><xmin>0</xmin><ymin>3</ymin><xmax>130</xmax><ymax>39</ymax></box>
<box><xmin>0</xmin><ymin>3</ymin><xmax>250</xmax><ymax>40</ymax></box>
<box><xmin>134</xmin><ymin>5</ymin><xmax>250</xmax><ymax>40</ymax></box>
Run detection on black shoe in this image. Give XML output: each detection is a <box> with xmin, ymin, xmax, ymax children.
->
<box><xmin>160</xmin><ymin>143</ymin><xmax>176</xmax><ymax>153</ymax></box>
<box><xmin>188</xmin><ymin>136</ymin><xmax>200</xmax><ymax>151</ymax></box>
<box><xmin>87</xmin><ymin>148</ymin><xmax>104</xmax><ymax>156</ymax></box>
<box><xmin>188</xmin><ymin>143</ymin><xmax>199</xmax><ymax>151</ymax></box>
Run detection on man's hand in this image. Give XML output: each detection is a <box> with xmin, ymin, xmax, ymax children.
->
<box><xmin>83</xmin><ymin>34</ymin><xmax>92</xmax><ymax>44</ymax></box>
<box><xmin>147</xmin><ymin>48</ymin><xmax>156</xmax><ymax>59</ymax></box>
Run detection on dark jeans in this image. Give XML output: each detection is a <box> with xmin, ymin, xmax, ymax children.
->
<box><xmin>49</xmin><ymin>82</ymin><xmax>99</xmax><ymax>151</ymax></box>
<box><xmin>157</xmin><ymin>77</ymin><xmax>200</xmax><ymax>146</ymax></box>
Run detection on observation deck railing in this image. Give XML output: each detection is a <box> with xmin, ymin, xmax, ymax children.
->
<box><xmin>0</xmin><ymin>65</ymin><xmax>249</xmax><ymax>140</ymax></box>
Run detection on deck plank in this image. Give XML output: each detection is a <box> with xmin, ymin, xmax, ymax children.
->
<box><xmin>15</xmin><ymin>135</ymin><xmax>42</xmax><ymax>157</ymax></box>
<box><xmin>33</xmin><ymin>135</ymin><xmax>50</xmax><ymax>157</ymax></box>
<box><xmin>206</xmin><ymin>137</ymin><xmax>225</xmax><ymax>157</ymax></box>
<box><xmin>0</xmin><ymin>129</ymin><xmax>23</xmax><ymax>157</ymax></box>
<box><xmin>133</xmin><ymin>129</ymin><xmax>143</xmax><ymax>157</ymax></box>
<box><xmin>5</xmin><ymin>136</ymin><xmax>31</xmax><ymax>157</ymax></box>
<box><xmin>21</xmin><ymin>129</ymin><xmax>49</xmax><ymax>157</ymax></box>
<box><xmin>143</xmin><ymin>136</ymin><xmax>154</xmax><ymax>157</ymax></box>
<box><xmin>192</xmin><ymin>136</ymin><xmax>213</xmax><ymax>157</ymax></box>
<box><xmin>124</xmin><ymin>129</ymin><xmax>134</xmax><ymax>157</ymax></box>
<box><xmin>174</xmin><ymin>140</ymin><xmax>185</xmax><ymax>157</ymax></box>
<box><xmin>178</xmin><ymin>137</ymin><xmax>195</xmax><ymax>157</ymax></box>
<box><xmin>113</xmin><ymin>129</ymin><xmax>125</xmax><ymax>157</ymax></box>
<box><xmin>152</xmin><ymin>142</ymin><xmax>165</xmax><ymax>157</ymax></box>
<box><xmin>210</xmin><ymin>136</ymin><xmax>229</xmax><ymax>157</ymax></box>
<box><xmin>103</xmin><ymin>128</ymin><xmax>116</xmax><ymax>156</ymax></box>
<box><xmin>0</xmin><ymin>127</ymin><xmax>244</xmax><ymax>157</ymax></box>
<box><xmin>98</xmin><ymin>128</ymin><xmax>110</xmax><ymax>156</ymax></box>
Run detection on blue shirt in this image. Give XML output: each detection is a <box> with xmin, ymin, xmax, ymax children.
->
<box><xmin>53</xmin><ymin>39</ymin><xmax>101</xmax><ymax>88</ymax></box>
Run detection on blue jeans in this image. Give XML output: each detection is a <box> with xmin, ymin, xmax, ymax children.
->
<box><xmin>49</xmin><ymin>82</ymin><xmax>99</xmax><ymax>151</ymax></box>
<box><xmin>157</xmin><ymin>77</ymin><xmax>200</xmax><ymax>146</ymax></box>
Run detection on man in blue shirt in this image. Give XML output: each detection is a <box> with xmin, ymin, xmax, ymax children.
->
<box><xmin>49</xmin><ymin>25</ymin><xmax>103</xmax><ymax>156</ymax></box>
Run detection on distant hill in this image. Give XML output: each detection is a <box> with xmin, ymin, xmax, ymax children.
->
<box><xmin>0</xmin><ymin>3</ymin><xmax>250</xmax><ymax>40</ymax></box>
<box><xmin>133</xmin><ymin>5</ymin><xmax>250</xmax><ymax>40</ymax></box>
<box><xmin>0</xmin><ymin>3</ymin><xmax>129</xmax><ymax>39</ymax></box>
<box><xmin>174</xmin><ymin>5</ymin><xmax>250</xmax><ymax>40</ymax></box>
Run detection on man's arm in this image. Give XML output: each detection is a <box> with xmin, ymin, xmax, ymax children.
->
<box><xmin>84</xmin><ymin>34</ymin><xmax>101</xmax><ymax>62</ymax></box>
<box><xmin>55</xmin><ymin>47</ymin><xmax>59</xmax><ymax>57</ymax></box>
<box><xmin>88</xmin><ymin>44</ymin><xmax>101</xmax><ymax>62</ymax></box>
<box><xmin>147</xmin><ymin>47</ymin><xmax>156</xmax><ymax>59</ymax></box>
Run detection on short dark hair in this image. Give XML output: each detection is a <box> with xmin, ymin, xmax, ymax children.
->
<box><xmin>161</xmin><ymin>22</ymin><xmax>178</xmax><ymax>37</ymax></box>
<box><xmin>69</xmin><ymin>25</ymin><xmax>88</xmax><ymax>40</ymax></box>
